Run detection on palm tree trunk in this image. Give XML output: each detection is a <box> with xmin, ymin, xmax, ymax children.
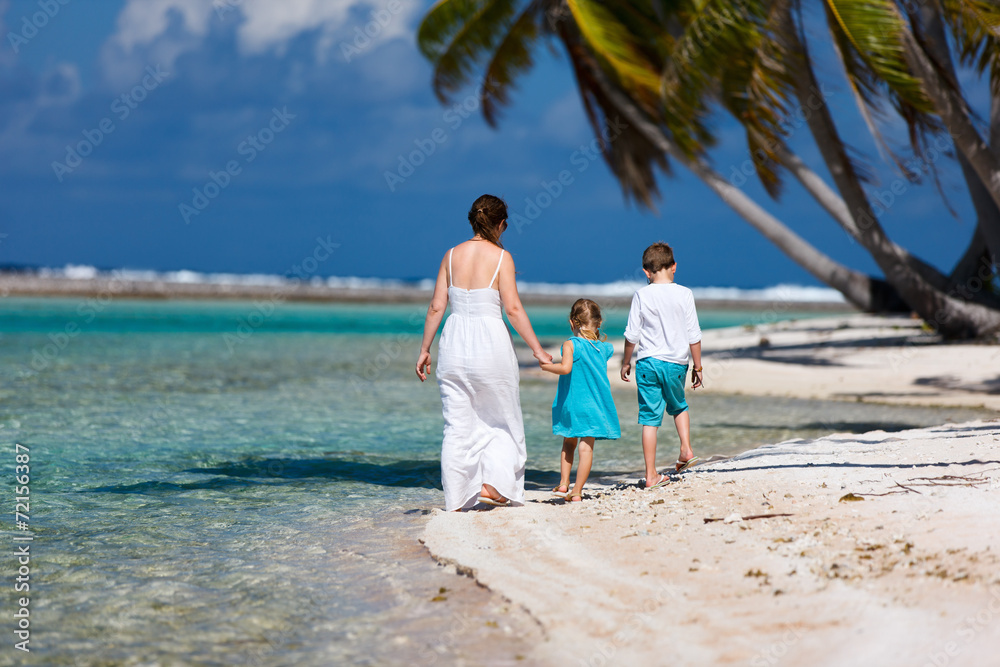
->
<box><xmin>901</xmin><ymin>18</ymin><xmax>1000</xmax><ymax>233</ymax></box>
<box><xmin>950</xmin><ymin>227</ymin><xmax>989</xmax><ymax>282</ymax></box>
<box><xmin>776</xmin><ymin>146</ymin><xmax>965</xmax><ymax>297</ymax></box>
<box><xmin>919</xmin><ymin>4</ymin><xmax>1000</xmax><ymax>277</ymax></box>
<box><xmin>987</xmin><ymin>89</ymin><xmax>1000</xmax><ymax>262</ymax></box>
<box><xmin>788</xmin><ymin>25</ymin><xmax>1000</xmax><ymax>338</ymax></box>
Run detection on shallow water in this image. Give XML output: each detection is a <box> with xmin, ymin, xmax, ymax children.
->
<box><xmin>0</xmin><ymin>298</ymin><xmax>989</xmax><ymax>665</ymax></box>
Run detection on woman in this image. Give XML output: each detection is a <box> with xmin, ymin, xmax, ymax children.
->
<box><xmin>416</xmin><ymin>194</ymin><xmax>552</xmax><ymax>510</ymax></box>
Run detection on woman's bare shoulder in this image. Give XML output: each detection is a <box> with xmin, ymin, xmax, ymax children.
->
<box><xmin>452</xmin><ymin>240</ymin><xmax>505</xmax><ymax>261</ymax></box>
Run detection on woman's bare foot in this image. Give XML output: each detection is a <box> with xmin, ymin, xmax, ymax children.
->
<box><xmin>481</xmin><ymin>483</ymin><xmax>508</xmax><ymax>504</ymax></box>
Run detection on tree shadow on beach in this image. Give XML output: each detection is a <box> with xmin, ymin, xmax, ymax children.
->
<box><xmin>914</xmin><ymin>375</ymin><xmax>1000</xmax><ymax>395</ymax></box>
<box><xmin>693</xmin><ymin>458</ymin><xmax>1000</xmax><ymax>476</ymax></box>
<box><xmin>706</xmin><ymin>421</ymin><xmax>922</xmax><ymax>433</ymax></box>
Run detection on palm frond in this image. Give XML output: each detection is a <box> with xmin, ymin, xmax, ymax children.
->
<box><xmin>824</xmin><ymin>0</ymin><xmax>931</xmax><ymax>111</ymax></box>
<box><xmin>565</xmin><ymin>0</ymin><xmax>661</xmax><ymax>98</ymax></box>
<box><xmin>823</xmin><ymin>0</ymin><xmax>944</xmax><ymax>175</ymax></box>
<box><xmin>940</xmin><ymin>0</ymin><xmax>1000</xmax><ymax>98</ymax></box>
<box><xmin>417</xmin><ymin>0</ymin><xmax>522</xmax><ymax>104</ymax></box>
<box><xmin>730</xmin><ymin>0</ymin><xmax>797</xmax><ymax>197</ymax></box>
<box><xmin>480</xmin><ymin>2</ymin><xmax>544</xmax><ymax>127</ymax></box>
<box><xmin>555</xmin><ymin>19</ymin><xmax>670</xmax><ymax>209</ymax></box>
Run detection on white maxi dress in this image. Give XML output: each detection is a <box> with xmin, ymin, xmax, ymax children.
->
<box><xmin>437</xmin><ymin>248</ymin><xmax>526</xmax><ymax>511</ymax></box>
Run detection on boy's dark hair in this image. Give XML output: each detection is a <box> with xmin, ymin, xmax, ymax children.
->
<box><xmin>642</xmin><ymin>242</ymin><xmax>675</xmax><ymax>273</ymax></box>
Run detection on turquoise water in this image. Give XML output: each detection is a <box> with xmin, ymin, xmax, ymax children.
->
<box><xmin>0</xmin><ymin>298</ymin><xmax>990</xmax><ymax>665</ymax></box>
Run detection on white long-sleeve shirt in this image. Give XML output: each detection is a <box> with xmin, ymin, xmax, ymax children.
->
<box><xmin>624</xmin><ymin>282</ymin><xmax>702</xmax><ymax>364</ymax></box>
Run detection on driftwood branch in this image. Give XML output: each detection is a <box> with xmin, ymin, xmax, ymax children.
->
<box><xmin>704</xmin><ymin>513</ymin><xmax>794</xmax><ymax>524</ymax></box>
<box><xmin>907</xmin><ymin>474</ymin><xmax>989</xmax><ymax>487</ymax></box>
<box><xmin>853</xmin><ymin>472</ymin><xmax>992</xmax><ymax>498</ymax></box>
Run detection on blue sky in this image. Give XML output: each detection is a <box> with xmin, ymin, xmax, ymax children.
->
<box><xmin>0</xmin><ymin>0</ymin><xmax>990</xmax><ymax>288</ymax></box>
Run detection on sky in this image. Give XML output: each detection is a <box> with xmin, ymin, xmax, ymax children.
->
<box><xmin>0</xmin><ymin>0</ymin><xmax>991</xmax><ymax>288</ymax></box>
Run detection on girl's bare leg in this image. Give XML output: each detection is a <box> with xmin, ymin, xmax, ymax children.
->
<box><xmin>569</xmin><ymin>437</ymin><xmax>594</xmax><ymax>500</ymax></box>
<box><xmin>558</xmin><ymin>438</ymin><xmax>577</xmax><ymax>492</ymax></box>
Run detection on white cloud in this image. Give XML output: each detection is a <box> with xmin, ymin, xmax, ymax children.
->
<box><xmin>105</xmin><ymin>0</ymin><xmax>421</xmax><ymax>73</ymax></box>
<box><xmin>112</xmin><ymin>0</ymin><xmax>213</xmax><ymax>52</ymax></box>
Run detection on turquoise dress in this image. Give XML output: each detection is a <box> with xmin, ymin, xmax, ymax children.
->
<box><xmin>552</xmin><ymin>337</ymin><xmax>621</xmax><ymax>440</ymax></box>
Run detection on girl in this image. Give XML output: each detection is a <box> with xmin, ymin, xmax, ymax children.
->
<box><xmin>539</xmin><ymin>299</ymin><xmax>621</xmax><ymax>502</ymax></box>
<box><xmin>416</xmin><ymin>194</ymin><xmax>553</xmax><ymax>510</ymax></box>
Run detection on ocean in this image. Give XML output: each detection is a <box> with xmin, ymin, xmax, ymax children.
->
<box><xmin>0</xmin><ymin>296</ymin><xmax>991</xmax><ymax>665</ymax></box>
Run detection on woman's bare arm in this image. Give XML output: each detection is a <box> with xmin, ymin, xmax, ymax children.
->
<box><xmin>416</xmin><ymin>254</ymin><xmax>449</xmax><ymax>381</ymax></box>
<box><xmin>497</xmin><ymin>252</ymin><xmax>552</xmax><ymax>364</ymax></box>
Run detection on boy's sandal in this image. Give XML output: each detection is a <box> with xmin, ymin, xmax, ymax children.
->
<box><xmin>568</xmin><ymin>493</ymin><xmax>583</xmax><ymax>502</ymax></box>
<box><xmin>551</xmin><ymin>485</ymin><xmax>571</xmax><ymax>497</ymax></box>
<box><xmin>675</xmin><ymin>457</ymin><xmax>700</xmax><ymax>472</ymax></box>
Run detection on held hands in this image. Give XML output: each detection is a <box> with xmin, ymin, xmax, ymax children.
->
<box><xmin>534</xmin><ymin>349</ymin><xmax>554</xmax><ymax>366</ymax></box>
<box><xmin>416</xmin><ymin>351</ymin><xmax>432</xmax><ymax>382</ymax></box>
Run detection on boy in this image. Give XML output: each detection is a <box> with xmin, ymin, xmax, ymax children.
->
<box><xmin>620</xmin><ymin>242</ymin><xmax>703</xmax><ymax>489</ymax></box>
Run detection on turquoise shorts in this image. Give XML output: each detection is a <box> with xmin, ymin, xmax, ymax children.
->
<box><xmin>636</xmin><ymin>357</ymin><xmax>688</xmax><ymax>426</ymax></box>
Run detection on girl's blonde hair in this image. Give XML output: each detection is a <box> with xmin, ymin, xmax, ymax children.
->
<box><xmin>569</xmin><ymin>298</ymin><xmax>606</xmax><ymax>341</ymax></box>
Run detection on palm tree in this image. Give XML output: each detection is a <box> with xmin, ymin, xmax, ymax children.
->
<box><xmin>417</xmin><ymin>0</ymin><xmax>898</xmax><ymax>311</ymax></box>
<box><xmin>417</xmin><ymin>0</ymin><xmax>1000</xmax><ymax>337</ymax></box>
<box><xmin>576</xmin><ymin>0</ymin><xmax>1000</xmax><ymax>334</ymax></box>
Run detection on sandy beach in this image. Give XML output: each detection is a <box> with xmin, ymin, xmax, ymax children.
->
<box><xmin>426</xmin><ymin>314</ymin><xmax>1000</xmax><ymax>666</ymax></box>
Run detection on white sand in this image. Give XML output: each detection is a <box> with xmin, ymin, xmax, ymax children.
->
<box><xmin>423</xmin><ymin>421</ymin><xmax>1000</xmax><ymax>665</ymax></box>
<box><xmin>426</xmin><ymin>315</ymin><xmax>1000</xmax><ymax>665</ymax></box>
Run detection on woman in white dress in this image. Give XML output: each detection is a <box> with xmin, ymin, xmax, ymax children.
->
<box><xmin>416</xmin><ymin>195</ymin><xmax>553</xmax><ymax>510</ymax></box>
